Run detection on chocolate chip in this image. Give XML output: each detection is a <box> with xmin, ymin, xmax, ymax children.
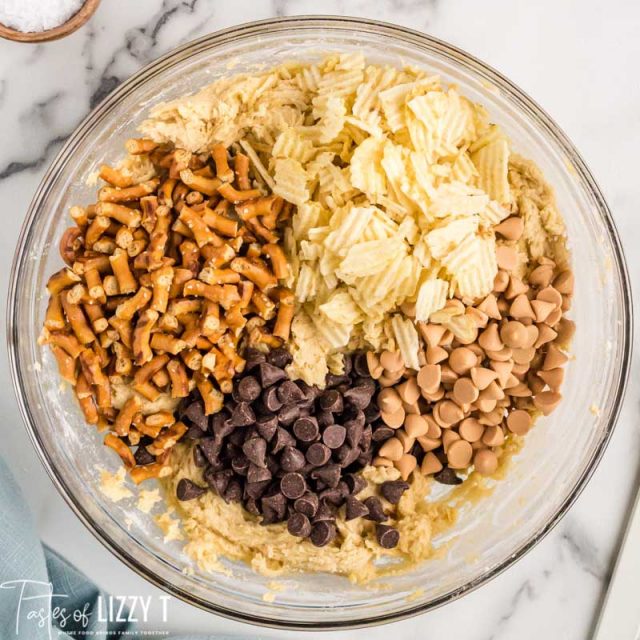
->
<box><xmin>199</xmin><ymin>437</ymin><xmax>222</xmax><ymax>465</ymax></box>
<box><xmin>293</xmin><ymin>416</ymin><xmax>319</xmax><ymax>442</ymax></box>
<box><xmin>184</xmin><ymin>424</ymin><xmax>206</xmax><ymax>440</ymax></box>
<box><xmin>380</xmin><ymin>480</ymin><xmax>410</xmax><ymax>504</ymax></box>
<box><xmin>256</xmin><ymin>415</ymin><xmax>278</xmax><ymax>441</ymax></box>
<box><xmin>242</xmin><ymin>437</ymin><xmax>267</xmax><ymax>468</ymax></box>
<box><xmin>343</xmin><ymin>385</ymin><xmax>374</xmax><ymax>410</ymax></box>
<box><xmin>244</xmin><ymin>479</ymin><xmax>271</xmax><ymax>500</ymax></box>
<box><xmin>317</xmin><ymin>410</ymin><xmax>335</xmax><ymax>428</ymax></box>
<box><xmin>210</xmin><ymin>413</ymin><xmax>234</xmax><ymax>439</ymax></box>
<box><xmin>223</xmin><ymin>478</ymin><xmax>243</xmax><ymax>503</ymax></box>
<box><xmin>262</xmin><ymin>386</ymin><xmax>283</xmax><ymax>412</ymax></box>
<box><xmin>310</xmin><ymin>521</ymin><xmax>336</xmax><ymax>547</ymax></box>
<box><xmin>247</xmin><ymin>463</ymin><xmax>271</xmax><ymax>484</ymax></box>
<box><xmin>231</xmin><ymin>454</ymin><xmax>250</xmax><ymax>476</ymax></box>
<box><xmin>344</xmin><ymin>473</ymin><xmax>367</xmax><ymax>495</ymax></box>
<box><xmin>357</xmin><ymin>451</ymin><xmax>373</xmax><ymax>467</ymax></box>
<box><xmin>182</xmin><ymin>400</ymin><xmax>208</xmax><ymax>431</ymax></box>
<box><xmin>433</xmin><ymin>467</ymin><xmax>463</xmax><ymax>485</ymax></box>
<box><xmin>342</xmin><ymin>353</ymin><xmax>353</xmax><ymax>376</ymax></box>
<box><xmin>353</xmin><ymin>352</ymin><xmax>370</xmax><ymax>377</ymax></box>
<box><xmin>345</xmin><ymin>496</ymin><xmax>369</xmax><ymax>520</ymax></box>
<box><xmin>230</xmin><ymin>402</ymin><xmax>255</xmax><ymax>427</ymax></box>
<box><xmin>318</xmin><ymin>390</ymin><xmax>343</xmax><ymax>413</ymax></box>
<box><xmin>245</xmin><ymin>498</ymin><xmax>260</xmax><ymax>515</ymax></box>
<box><xmin>344</xmin><ymin>420</ymin><xmax>364</xmax><ymax>448</ymax></box>
<box><xmin>306</xmin><ymin>442</ymin><xmax>331</xmax><ymax>466</ymax></box>
<box><xmin>261</xmin><ymin>492</ymin><xmax>287</xmax><ymax>522</ymax></box>
<box><xmin>272</xmin><ymin>427</ymin><xmax>296</xmax><ymax>454</ymax></box>
<box><xmin>376</xmin><ymin>524</ymin><xmax>400</xmax><ymax>549</ymax></box>
<box><xmin>294</xmin><ymin>492</ymin><xmax>319</xmax><ymax>518</ymax></box>
<box><xmin>287</xmin><ymin>512</ymin><xmax>312</xmax><ymax>538</ymax></box>
<box><xmin>310</xmin><ymin>463</ymin><xmax>341</xmax><ymax>488</ymax></box>
<box><xmin>312</xmin><ymin>501</ymin><xmax>336</xmax><ymax>522</ymax></box>
<box><xmin>176</xmin><ymin>478</ymin><xmax>207</xmax><ymax>501</ymax></box>
<box><xmin>236</xmin><ymin>376</ymin><xmax>261</xmax><ymax>402</ymax></box>
<box><xmin>364</xmin><ymin>404</ymin><xmax>381</xmax><ymax>422</ymax></box>
<box><xmin>280</xmin><ymin>446</ymin><xmax>305</xmax><ymax>472</ymax></box>
<box><xmin>319</xmin><ymin>487</ymin><xmax>345</xmax><ymax>507</ymax></box>
<box><xmin>278</xmin><ymin>404</ymin><xmax>300</xmax><ymax>426</ymax></box>
<box><xmin>321</xmin><ymin>424</ymin><xmax>346</xmax><ymax>449</ymax></box>
<box><xmin>335</xmin><ymin>444</ymin><xmax>360</xmax><ymax>468</ymax></box>
<box><xmin>277</xmin><ymin>380</ymin><xmax>305</xmax><ymax>404</ymax></box>
<box><xmin>280</xmin><ymin>472</ymin><xmax>306</xmax><ymax>499</ymax></box>
<box><xmin>372</xmin><ymin>426</ymin><xmax>395</xmax><ymax>442</ymax></box>
<box><xmin>360</xmin><ymin>425</ymin><xmax>372</xmax><ymax>452</ymax></box>
<box><xmin>258</xmin><ymin>362</ymin><xmax>287</xmax><ymax>387</ymax></box>
<box><xmin>267</xmin><ymin>348</ymin><xmax>292</xmax><ymax>368</ymax></box>
<box><xmin>205</xmin><ymin>468</ymin><xmax>233</xmax><ymax>495</ymax></box>
<box><xmin>244</xmin><ymin>348</ymin><xmax>266</xmax><ymax>370</ymax></box>
<box><xmin>193</xmin><ymin>445</ymin><xmax>207</xmax><ymax>468</ymax></box>
<box><xmin>134</xmin><ymin>446</ymin><xmax>155</xmax><ymax>466</ymax></box>
<box><xmin>325</xmin><ymin>374</ymin><xmax>349</xmax><ymax>388</ymax></box>
<box><xmin>363</xmin><ymin>496</ymin><xmax>387</xmax><ymax>522</ymax></box>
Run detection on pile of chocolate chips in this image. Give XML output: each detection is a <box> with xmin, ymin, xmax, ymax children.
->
<box><xmin>176</xmin><ymin>348</ymin><xmax>410</xmax><ymax>548</ymax></box>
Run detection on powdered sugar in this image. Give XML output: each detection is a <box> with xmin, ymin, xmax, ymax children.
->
<box><xmin>0</xmin><ymin>0</ymin><xmax>84</xmax><ymax>33</ymax></box>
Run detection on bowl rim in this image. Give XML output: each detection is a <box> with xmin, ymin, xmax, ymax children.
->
<box><xmin>6</xmin><ymin>15</ymin><xmax>633</xmax><ymax>630</ymax></box>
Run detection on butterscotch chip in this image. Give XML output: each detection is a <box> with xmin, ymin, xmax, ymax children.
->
<box><xmin>484</xmin><ymin>346</ymin><xmax>512</xmax><ymax>362</ymax></box>
<box><xmin>482</xmin><ymin>425</ymin><xmax>505</xmax><ymax>447</ymax></box>
<box><xmin>529</xmin><ymin>375</ymin><xmax>547</xmax><ymax>395</ymax></box>
<box><xmin>418</xmin><ymin>323</ymin><xmax>446</xmax><ymax>348</ymax></box>
<box><xmin>512</xmin><ymin>347</ymin><xmax>535</xmax><ymax>365</ymax></box>
<box><xmin>470</xmin><ymin>367</ymin><xmax>498</xmax><ymax>390</ymax></box>
<box><xmin>533</xmin><ymin>391</ymin><xmax>562</xmax><ymax>415</ymax></box>
<box><xmin>425</xmin><ymin>416</ymin><xmax>442</xmax><ymax>438</ymax></box>
<box><xmin>447</xmin><ymin>439</ymin><xmax>473</xmax><ymax>468</ymax></box>
<box><xmin>491</xmin><ymin>360</ymin><xmax>514</xmax><ymax>387</ymax></box>
<box><xmin>523</xmin><ymin>325</ymin><xmax>539</xmax><ymax>348</ymax></box>
<box><xmin>458</xmin><ymin>417</ymin><xmax>484</xmax><ymax>442</ymax></box>
<box><xmin>379</xmin><ymin>437</ymin><xmax>404</xmax><ymax>461</ymax></box>
<box><xmin>397</xmin><ymin>377</ymin><xmax>420</xmax><ymax>404</ymax></box>
<box><xmin>556</xmin><ymin>318</ymin><xmax>576</xmax><ymax>345</ymax></box>
<box><xmin>437</xmin><ymin>400</ymin><xmax>464</xmax><ymax>426</ymax></box>
<box><xmin>378</xmin><ymin>373</ymin><xmax>403</xmax><ymax>387</ymax></box>
<box><xmin>417</xmin><ymin>435</ymin><xmax>441</xmax><ymax>452</ymax></box>
<box><xmin>528</xmin><ymin>264</ymin><xmax>554</xmax><ymax>288</ymax></box>
<box><xmin>478</xmin><ymin>324</ymin><xmax>503</xmax><ymax>352</ymax></box>
<box><xmin>378</xmin><ymin>388</ymin><xmax>402</xmax><ymax>413</ymax></box>
<box><xmin>536</xmin><ymin>286</ymin><xmax>562</xmax><ymax>308</ymax></box>
<box><xmin>494</xmin><ymin>216</ymin><xmax>524</xmax><ymax>241</ymax></box>
<box><xmin>474</xmin><ymin>449</ymin><xmax>498</xmax><ymax>476</ymax></box>
<box><xmin>543</xmin><ymin>343</ymin><xmax>569</xmax><ymax>370</ymax></box>
<box><xmin>506</xmin><ymin>409</ymin><xmax>532</xmax><ymax>435</ymax></box>
<box><xmin>531</xmin><ymin>299</ymin><xmax>556</xmax><ymax>323</ymax></box>
<box><xmin>421</xmin><ymin>451</ymin><xmax>443</xmax><ymax>475</ymax></box>
<box><xmin>480</xmin><ymin>381</ymin><xmax>505</xmax><ymax>401</ymax></box>
<box><xmin>421</xmin><ymin>387</ymin><xmax>445</xmax><ymax>403</ymax></box>
<box><xmin>535</xmin><ymin>324</ymin><xmax>558</xmax><ymax>348</ymax></box>
<box><xmin>475</xmin><ymin>397</ymin><xmax>497</xmax><ymax>413</ymax></box>
<box><xmin>373</xmin><ymin>456</ymin><xmax>394</xmax><ymax>468</ymax></box>
<box><xmin>396</xmin><ymin>430</ymin><xmax>415</xmax><ymax>454</ymax></box>
<box><xmin>380</xmin><ymin>406</ymin><xmax>405</xmax><ymax>429</ymax></box>
<box><xmin>404</xmin><ymin>414</ymin><xmax>430</xmax><ymax>438</ymax></box>
<box><xmin>440</xmin><ymin>365</ymin><xmax>459</xmax><ymax>385</ymax></box>
<box><xmin>453</xmin><ymin>378</ymin><xmax>479</xmax><ymax>405</ymax></box>
<box><xmin>538</xmin><ymin>367</ymin><xmax>564</xmax><ymax>390</ymax></box>
<box><xmin>500</xmin><ymin>321</ymin><xmax>527</xmax><ymax>348</ymax></box>
<box><xmin>553</xmin><ymin>270</ymin><xmax>574</xmax><ymax>295</ymax></box>
<box><xmin>466</xmin><ymin>307</ymin><xmax>489</xmax><ymax>329</ymax></box>
<box><xmin>426</xmin><ymin>345</ymin><xmax>448</xmax><ymax>365</ymax></box>
<box><xmin>493</xmin><ymin>270</ymin><xmax>510</xmax><ymax>292</ymax></box>
<box><xmin>496</xmin><ymin>245</ymin><xmax>518</xmax><ymax>271</ymax></box>
<box><xmin>505</xmin><ymin>276</ymin><xmax>529</xmax><ymax>300</ymax></box>
<box><xmin>380</xmin><ymin>350</ymin><xmax>404</xmax><ymax>372</ymax></box>
<box><xmin>395</xmin><ymin>453</ymin><xmax>417</xmax><ymax>480</ymax></box>
<box><xmin>449</xmin><ymin>347</ymin><xmax>477</xmax><ymax>375</ymax></box>
<box><xmin>417</xmin><ymin>364</ymin><xmax>441</xmax><ymax>393</ymax></box>
<box><xmin>476</xmin><ymin>294</ymin><xmax>501</xmax><ymax>319</ymax></box>
<box><xmin>510</xmin><ymin>294</ymin><xmax>535</xmax><ymax>321</ymax></box>
<box><xmin>545</xmin><ymin>307</ymin><xmax>563</xmax><ymax>326</ymax></box>
<box><xmin>442</xmin><ymin>429</ymin><xmax>461</xmax><ymax>452</ymax></box>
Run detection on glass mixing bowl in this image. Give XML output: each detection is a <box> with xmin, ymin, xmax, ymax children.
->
<box><xmin>7</xmin><ymin>16</ymin><xmax>632</xmax><ymax>629</ymax></box>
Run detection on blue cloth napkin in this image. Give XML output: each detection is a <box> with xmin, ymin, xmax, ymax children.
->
<box><xmin>0</xmin><ymin>457</ymin><xmax>241</xmax><ymax>639</ymax></box>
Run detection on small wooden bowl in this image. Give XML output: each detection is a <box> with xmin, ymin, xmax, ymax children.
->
<box><xmin>0</xmin><ymin>0</ymin><xmax>100</xmax><ymax>43</ymax></box>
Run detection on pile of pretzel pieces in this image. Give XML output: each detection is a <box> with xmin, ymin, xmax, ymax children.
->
<box><xmin>40</xmin><ymin>139</ymin><xmax>293</xmax><ymax>483</ymax></box>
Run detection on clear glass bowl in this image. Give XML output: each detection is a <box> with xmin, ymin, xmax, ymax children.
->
<box><xmin>7</xmin><ymin>16</ymin><xmax>632</xmax><ymax>629</ymax></box>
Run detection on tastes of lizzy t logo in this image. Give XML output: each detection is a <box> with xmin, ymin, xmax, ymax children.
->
<box><xmin>0</xmin><ymin>579</ymin><xmax>170</xmax><ymax>638</ymax></box>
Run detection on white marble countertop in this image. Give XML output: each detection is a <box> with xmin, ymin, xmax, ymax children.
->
<box><xmin>1</xmin><ymin>1</ymin><xmax>639</xmax><ymax>638</ymax></box>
